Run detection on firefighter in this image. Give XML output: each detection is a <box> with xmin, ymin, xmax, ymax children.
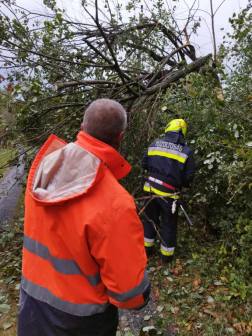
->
<box><xmin>18</xmin><ymin>99</ymin><xmax>150</xmax><ymax>336</ymax></box>
<box><xmin>141</xmin><ymin>119</ymin><xmax>195</xmax><ymax>263</ymax></box>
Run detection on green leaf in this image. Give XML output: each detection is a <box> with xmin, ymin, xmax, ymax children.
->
<box><xmin>207</xmin><ymin>296</ymin><xmax>214</xmax><ymax>303</ymax></box>
<box><xmin>165</xmin><ymin>304</ymin><xmax>171</xmax><ymax>312</ymax></box>
<box><xmin>0</xmin><ymin>295</ymin><xmax>6</xmax><ymax>303</ymax></box>
<box><xmin>3</xmin><ymin>322</ymin><xmax>13</xmax><ymax>330</ymax></box>
<box><xmin>167</xmin><ymin>288</ymin><xmax>173</xmax><ymax>294</ymax></box>
<box><xmin>166</xmin><ymin>316</ymin><xmax>174</xmax><ymax>324</ymax></box>
<box><xmin>191</xmin><ymin>293</ymin><xmax>203</xmax><ymax>299</ymax></box>
<box><xmin>0</xmin><ymin>303</ymin><xmax>11</xmax><ymax>313</ymax></box>
<box><xmin>192</xmin><ymin>253</ymin><xmax>198</xmax><ymax>259</ymax></box>
<box><xmin>4</xmin><ymin>276</ymin><xmax>13</xmax><ymax>285</ymax></box>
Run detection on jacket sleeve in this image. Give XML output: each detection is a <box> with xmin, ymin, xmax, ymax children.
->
<box><xmin>90</xmin><ymin>196</ymin><xmax>151</xmax><ymax>310</ymax></box>
<box><xmin>183</xmin><ymin>150</ymin><xmax>195</xmax><ymax>188</ymax></box>
<box><xmin>141</xmin><ymin>149</ymin><xmax>149</xmax><ymax>170</ymax></box>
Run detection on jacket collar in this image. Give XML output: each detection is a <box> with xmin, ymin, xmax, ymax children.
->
<box><xmin>165</xmin><ymin>132</ymin><xmax>185</xmax><ymax>144</ymax></box>
<box><xmin>75</xmin><ymin>131</ymin><xmax>131</xmax><ymax>180</ymax></box>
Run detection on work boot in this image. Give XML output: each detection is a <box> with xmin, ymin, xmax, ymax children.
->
<box><xmin>146</xmin><ymin>249</ymin><xmax>154</xmax><ymax>258</ymax></box>
<box><xmin>162</xmin><ymin>260</ymin><xmax>172</xmax><ymax>268</ymax></box>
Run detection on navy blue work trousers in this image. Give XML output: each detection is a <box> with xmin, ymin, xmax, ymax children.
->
<box><xmin>18</xmin><ymin>288</ymin><xmax>118</xmax><ymax>336</ymax></box>
<box><xmin>143</xmin><ymin>195</ymin><xmax>178</xmax><ymax>263</ymax></box>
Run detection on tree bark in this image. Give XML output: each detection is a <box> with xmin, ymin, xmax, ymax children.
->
<box><xmin>133</xmin><ymin>54</ymin><xmax>212</xmax><ymax>109</ymax></box>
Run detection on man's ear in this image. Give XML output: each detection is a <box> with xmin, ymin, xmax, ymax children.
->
<box><xmin>81</xmin><ymin>123</ymin><xmax>84</xmax><ymax>131</ymax></box>
<box><xmin>114</xmin><ymin>131</ymin><xmax>124</xmax><ymax>150</ymax></box>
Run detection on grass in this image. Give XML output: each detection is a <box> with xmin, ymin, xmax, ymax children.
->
<box><xmin>0</xmin><ymin>149</ymin><xmax>16</xmax><ymax>176</ymax></box>
<box><xmin>140</xmin><ymin>223</ymin><xmax>252</xmax><ymax>336</ymax></box>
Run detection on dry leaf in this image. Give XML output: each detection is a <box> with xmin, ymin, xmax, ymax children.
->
<box><xmin>214</xmin><ymin>316</ymin><xmax>223</xmax><ymax>324</ymax></box>
<box><xmin>226</xmin><ymin>312</ymin><xmax>232</xmax><ymax>322</ymax></box>
<box><xmin>7</xmin><ymin>82</ymin><xmax>14</xmax><ymax>92</ymax></box>
<box><xmin>156</xmin><ymin>266</ymin><xmax>162</xmax><ymax>271</ymax></box>
<box><xmin>233</xmin><ymin>323</ymin><xmax>242</xmax><ymax>332</ymax></box>
<box><xmin>187</xmin><ymin>322</ymin><xmax>193</xmax><ymax>330</ymax></box>
<box><xmin>220</xmin><ymin>276</ymin><xmax>229</xmax><ymax>283</ymax></box>
<box><xmin>246</xmin><ymin>325</ymin><xmax>252</xmax><ymax>333</ymax></box>
<box><xmin>204</xmin><ymin>309</ymin><xmax>219</xmax><ymax>318</ymax></box>
<box><xmin>241</xmin><ymin>321</ymin><xmax>247</xmax><ymax>330</ymax></box>
<box><xmin>153</xmin><ymin>287</ymin><xmax>160</xmax><ymax>301</ymax></box>
<box><xmin>238</xmin><ymin>308</ymin><xmax>244</xmax><ymax>316</ymax></box>
<box><xmin>193</xmin><ymin>278</ymin><xmax>201</xmax><ymax>290</ymax></box>
<box><xmin>166</xmin><ymin>324</ymin><xmax>176</xmax><ymax>333</ymax></box>
<box><xmin>178</xmin><ymin>264</ymin><xmax>183</xmax><ymax>271</ymax></box>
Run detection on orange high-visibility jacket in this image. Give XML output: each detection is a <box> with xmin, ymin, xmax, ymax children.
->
<box><xmin>21</xmin><ymin>131</ymin><xmax>150</xmax><ymax>316</ymax></box>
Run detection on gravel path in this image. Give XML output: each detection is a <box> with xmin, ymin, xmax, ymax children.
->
<box><xmin>118</xmin><ymin>292</ymin><xmax>160</xmax><ymax>335</ymax></box>
<box><xmin>118</xmin><ymin>284</ymin><xmax>174</xmax><ymax>336</ymax></box>
<box><xmin>0</xmin><ymin>151</ymin><xmax>25</xmax><ymax>226</ymax></box>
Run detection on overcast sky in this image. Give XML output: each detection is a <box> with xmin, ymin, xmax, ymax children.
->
<box><xmin>12</xmin><ymin>0</ymin><xmax>249</xmax><ymax>58</ymax></box>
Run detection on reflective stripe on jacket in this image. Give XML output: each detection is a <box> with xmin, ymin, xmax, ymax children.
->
<box><xmin>141</xmin><ymin>132</ymin><xmax>195</xmax><ymax>196</ymax></box>
<box><xmin>21</xmin><ymin>131</ymin><xmax>150</xmax><ymax>318</ymax></box>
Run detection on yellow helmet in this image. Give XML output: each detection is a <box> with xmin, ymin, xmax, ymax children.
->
<box><xmin>165</xmin><ymin>119</ymin><xmax>187</xmax><ymax>136</ymax></box>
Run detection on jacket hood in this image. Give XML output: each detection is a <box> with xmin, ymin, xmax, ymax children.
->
<box><xmin>75</xmin><ymin>131</ymin><xmax>131</xmax><ymax>180</ymax></box>
<box><xmin>165</xmin><ymin>132</ymin><xmax>185</xmax><ymax>144</ymax></box>
<box><xmin>28</xmin><ymin>133</ymin><xmax>131</xmax><ymax>206</ymax></box>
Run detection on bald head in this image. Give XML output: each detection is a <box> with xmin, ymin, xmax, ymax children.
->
<box><xmin>82</xmin><ymin>99</ymin><xmax>127</xmax><ymax>150</ymax></box>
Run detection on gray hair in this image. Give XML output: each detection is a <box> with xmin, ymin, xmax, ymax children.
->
<box><xmin>83</xmin><ymin>99</ymin><xmax>127</xmax><ymax>146</ymax></box>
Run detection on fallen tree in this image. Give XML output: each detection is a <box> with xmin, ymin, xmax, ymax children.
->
<box><xmin>0</xmin><ymin>0</ymin><xmax>217</xmax><ymax>154</ymax></box>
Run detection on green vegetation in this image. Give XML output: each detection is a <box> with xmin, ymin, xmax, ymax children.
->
<box><xmin>133</xmin><ymin>225</ymin><xmax>252</xmax><ymax>335</ymax></box>
<box><xmin>0</xmin><ymin>191</ymin><xmax>24</xmax><ymax>335</ymax></box>
<box><xmin>0</xmin><ymin>150</ymin><xmax>16</xmax><ymax>176</ymax></box>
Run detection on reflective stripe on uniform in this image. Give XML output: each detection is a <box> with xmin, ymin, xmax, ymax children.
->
<box><xmin>160</xmin><ymin>245</ymin><xmax>175</xmax><ymax>256</ymax></box>
<box><xmin>21</xmin><ymin>275</ymin><xmax>110</xmax><ymax>316</ymax></box>
<box><xmin>107</xmin><ymin>270</ymin><xmax>150</xmax><ymax>303</ymax></box>
<box><xmin>144</xmin><ymin>237</ymin><xmax>155</xmax><ymax>247</ymax></box>
<box><xmin>23</xmin><ymin>234</ymin><xmax>101</xmax><ymax>287</ymax></box>
<box><xmin>148</xmin><ymin>147</ymin><xmax>188</xmax><ymax>163</ymax></box>
<box><xmin>143</xmin><ymin>182</ymin><xmax>179</xmax><ymax>199</ymax></box>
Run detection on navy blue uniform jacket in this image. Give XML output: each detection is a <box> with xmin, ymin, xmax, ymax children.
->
<box><xmin>141</xmin><ymin>132</ymin><xmax>195</xmax><ymax>192</ymax></box>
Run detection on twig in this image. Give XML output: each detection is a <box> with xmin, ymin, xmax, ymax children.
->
<box><xmin>210</xmin><ymin>0</ymin><xmax>217</xmax><ymax>62</ymax></box>
<box><xmin>146</xmin><ymin>44</ymin><xmax>190</xmax><ymax>89</ymax></box>
<box><xmin>136</xmin><ymin>203</ymin><xmax>169</xmax><ymax>249</ymax></box>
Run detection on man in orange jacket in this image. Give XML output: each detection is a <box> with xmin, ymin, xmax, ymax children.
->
<box><xmin>18</xmin><ymin>99</ymin><xmax>151</xmax><ymax>336</ymax></box>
